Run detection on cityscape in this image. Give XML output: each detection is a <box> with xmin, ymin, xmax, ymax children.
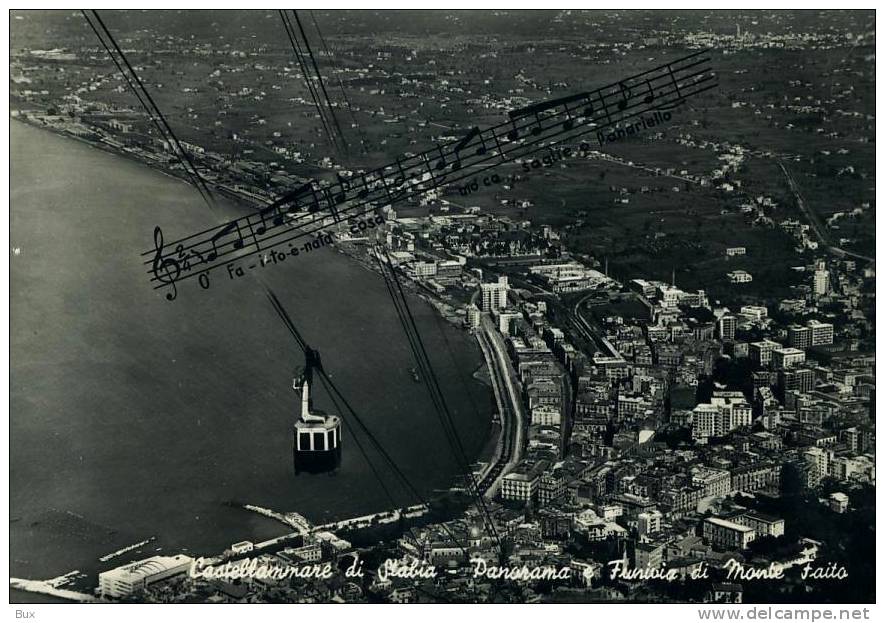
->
<box><xmin>8</xmin><ymin>8</ymin><xmax>877</xmax><ymax>607</ymax></box>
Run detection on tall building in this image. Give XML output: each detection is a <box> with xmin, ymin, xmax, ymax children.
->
<box><xmin>772</xmin><ymin>347</ymin><xmax>806</xmax><ymax>370</ymax></box>
<box><xmin>637</xmin><ymin>510</ymin><xmax>663</xmax><ymax>539</ymax></box>
<box><xmin>779</xmin><ymin>368</ymin><xmax>815</xmax><ymax>393</ymax></box>
<box><xmin>500</xmin><ymin>462</ymin><xmax>545</xmax><ymax>502</ymax></box>
<box><xmin>693</xmin><ymin>467</ymin><xmax>733</xmax><ymax>497</ymax></box>
<box><xmin>413</xmin><ymin>261</ymin><xmax>437</xmax><ymax>279</ymax></box>
<box><xmin>466</xmin><ymin>304</ymin><xmax>481</xmax><ymax>329</ymax></box>
<box><xmin>480</xmin><ymin>276</ymin><xmax>509</xmax><ymax>312</ymax></box>
<box><xmin>808</xmin><ymin>319</ymin><xmax>834</xmax><ymax>346</ymax></box>
<box><xmin>748</xmin><ymin>340</ymin><xmax>779</xmax><ymax>367</ymax></box>
<box><xmin>787</xmin><ymin>325</ymin><xmax>811</xmax><ymax>349</ymax></box>
<box><xmin>734</xmin><ymin>512</ymin><xmax>785</xmax><ymax>538</ymax></box>
<box><xmin>531</xmin><ymin>404</ymin><xmax>561</xmax><ymax>426</ymax></box>
<box><xmin>692</xmin><ymin>404</ymin><xmax>724</xmax><ymax>440</ymax></box>
<box><xmin>804</xmin><ymin>447</ymin><xmax>832</xmax><ymax>488</ymax></box>
<box><xmin>693</xmin><ymin>395</ymin><xmax>752</xmax><ymax>441</ymax></box>
<box><xmin>813</xmin><ymin>267</ymin><xmax>830</xmax><ymax>297</ymax></box>
<box><xmin>718</xmin><ymin>315</ymin><xmax>736</xmax><ymax>341</ymax></box>
<box><xmin>789</xmin><ymin>320</ymin><xmax>833</xmax><ymax>347</ymax></box>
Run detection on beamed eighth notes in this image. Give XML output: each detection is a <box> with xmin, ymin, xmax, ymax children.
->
<box><xmin>144</xmin><ymin>49</ymin><xmax>717</xmax><ymax>300</ymax></box>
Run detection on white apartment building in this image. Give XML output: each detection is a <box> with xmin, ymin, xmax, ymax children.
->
<box><xmin>703</xmin><ymin>517</ymin><xmax>756</xmax><ymax>550</ymax></box>
<box><xmin>480</xmin><ymin>276</ymin><xmax>509</xmax><ymax>312</ymax></box>
<box><xmin>531</xmin><ymin>404</ymin><xmax>561</xmax><ymax>426</ymax></box>
<box><xmin>740</xmin><ymin>305</ymin><xmax>768</xmax><ymax>321</ymax></box>
<box><xmin>807</xmin><ymin>319</ymin><xmax>834</xmax><ymax>346</ymax></box>
<box><xmin>772</xmin><ymin>347</ymin><xmax>806</xmax><ymax>370</ymax></box>
<box><xmin>749</xmin><ymin>340</ymin><xmax>780</xmax><ymax>367</ymax></box>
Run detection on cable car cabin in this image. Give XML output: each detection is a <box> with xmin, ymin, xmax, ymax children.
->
<box><xmin>292</xmin><ymin>363</ymin><xmax>341</xmax><ymax>473</ymax></box>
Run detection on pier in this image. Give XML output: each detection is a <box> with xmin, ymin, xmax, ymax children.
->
<box><xmin>10</xmin><ymin>577</ymin><xmax>100</xmax><ymax>603</ymax></box>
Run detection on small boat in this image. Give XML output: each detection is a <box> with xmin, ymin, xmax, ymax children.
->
<box><xmin>409</xmin><ymin>367</ymin><xmax>421</xmax><ymax>383</ymax></box>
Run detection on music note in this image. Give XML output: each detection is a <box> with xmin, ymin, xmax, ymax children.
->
<box><xmin>260</xmin><ymin>183</ymin><xmax>315</xmax><ymax>229</ymax></box>
<box><xmin>206</xmin><ymin>220</ymin><xmax>244</xmax><ymax>262</ymax></box>
<box><xmin>562</xmin><ymin>102</ymin><xmax>577</xmax><ymax>131</ymax></box>
<box><xmin>474</xmin><ymin>132</ymin><xmax>489</xmax><ymax>155</ymax></box>
<box><xmin>433</xmin><ymin>145</ymin><xmax>447</xmax><ymax>171</ymax></box>
<box><xmin>667</xmin><ymin>64</ymin><xmax>683</xmax><ymax>100</ymax></box>
<box><xmin>616</xmin><ymin>81</ymin><xmax>632</xmax><ymax>110</ymax></box>
<box><xmin>151</xmin><ymin>226</ymin><xmax>180</xmax><ymax>301</ymax></box>
<box><xmin>654</xmin><ymin>64</ymin><xmax>686</xmax><ymax>111</ymax></box>
<box><xmin>299</xmin><ymin>185</ymin><xmax>322</xmax><ymax>214</ymax></box>
<box><xmin>489</xmin><ymin>129</ymin><xmax>508</xmax><ymax>160</ymax></box>
<box><xmin>597</xmin><ymin>91</ymin><xmax>613</xmax><ymax>124</ymax></box>
<box><xmin>429</xmin><ymin>153</ymin><xmax>451</xmax><ymax>184</ymax></box>
<box><xmin>642</xmin><ymin>79</ymin><xmax>655</xmax><ymax>105</ymax></box>
<box><xmin>378</xmin><ymin>171</ymin><xmax>402</xmax><ymax>204</ymax></box>
<box><xmin>386</xmin><ymin>159</ymin><xmax>405</xmax><ymax>186</ymax></box>
<box><xmin>506</xmin><ymin>119</ymin><xmax>520</xmax><ymax>141</ymax></box>
<box><xmin>332</xmin><ymin>175</ymin><xmax>348</xmax><ymax>204</ymax></box>
<box><xmin>452</xmin><ymin>127</ymin><xmax>482</xmax><ymax>167</ymax></box>
<box><xmin>255</xmin><ymin>203</ymin><xmax>277</xmax><ymax>235</ymax></box>
<box><xmin>355</xmin><ymin>174</ymin><xmax>373</xmax><ymax>199</ymax></box>
<box><xmin>530</xmin><ymin>112</ymin><xmax>544</xmax><ymax>136</ymax></box>
<box><xmin>322</xmin><ymin>188</ymin><xmax>342</xmax><ymax>223</ymax></box>
<box><xmin>508</xmin><ymin>91</ymin><xmax>589</xmax><ymax>136</ymax></box>
<box><xmin>380</xmin><ymin>164</ymin><xmax>412</xmax><ymax>204</ymax></box>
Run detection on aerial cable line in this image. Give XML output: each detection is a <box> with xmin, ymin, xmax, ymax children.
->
<box><xmin>428</xmin><ymin>309</ymin><xmax>493</xmax><ymax>490</ymax></box>
<box><xmin>308</xmin><ymin>10</ymin><xmax>368</xmax><ymax>154</ymax></box>
<box><xmin>377</xmin><ymin>246</ymin><xmax>501</xmax><ymax>550</ymax></box>
<box><xmin>81</xmin><ymin>13</ymin><xmax>165</xmax><ymax>148</ymax></box>
<box><xmin>278</xmin><ymin>10</ymin><xmax>339</xmax><ymax>152</ymax></box>
<box><xmin>313</xmin><ymin>372</ymin><xmax>424</xmax><ymax>551</ymax></box>
<box><xmin>371</xmin><ymin>249</ymin><xmax>465</xmax><ymax>464</ymax></box>
<box><xmin>279</xmin><ymin>9</ymin><xmax>335</xmax><ymax>147</ymax></box>
<box><xmin>315</xmin><ymin>361</ymin><xmax>470</xmax><ymax>556</ymax></box>
<box><xmin>375</xmin><ymin>262</ymin><xmax>502</xmax><ymax>560</ymax></box>
<box><xmin>371</xmin><ymin>246</ymin><xmax>501</xmax><ymax>552</ymax></box>
<box><xmin>369</xmin><ymin>248</ymin><xmax>478</xmax><ymax>501</ymax></box>
<box><xmin>82</xmin><ymin>11</ymin><xmax>214</xmax><ymax>209</ymax></box>
<box><xmin>88</xmin><ymin>10</ymin><xmax>217</xmax><ymax>209</ymax></box>
<box><xmin>375</xmin><ymin>248</ymin><xmax>500</xmax><ymax>542</ymax></box>
<box><xmin>290</xmin><ymin>10</ymin><xmax>348</xmax><ymax>152</ymax></box>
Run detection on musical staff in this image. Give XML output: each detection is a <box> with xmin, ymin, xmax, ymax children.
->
<box><xmin>144</xmin><ymin>49</ymin><xmax>717</xmax><ymax>298</ymax></box>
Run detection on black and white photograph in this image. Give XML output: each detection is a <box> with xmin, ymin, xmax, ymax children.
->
<box><xmin>6</xmin><ymin>5</ymin><xmax>881</xmax><ymax>615</ymax></box>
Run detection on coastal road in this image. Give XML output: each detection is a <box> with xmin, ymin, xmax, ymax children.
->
<box><xmin>475</xmin><ymin>315</ymin><xmax>525</xmax><ymax>498</ymax></box>
<box><xmin>473</xmin><ymin>330</ymin><xmax>507</xmax><ymax>490</ymax></box>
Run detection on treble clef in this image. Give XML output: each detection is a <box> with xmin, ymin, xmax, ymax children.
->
<box><xmin>151</xmin><ymin>226</ymin><xmax>181</xmax><ymax>301</ymax></box>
